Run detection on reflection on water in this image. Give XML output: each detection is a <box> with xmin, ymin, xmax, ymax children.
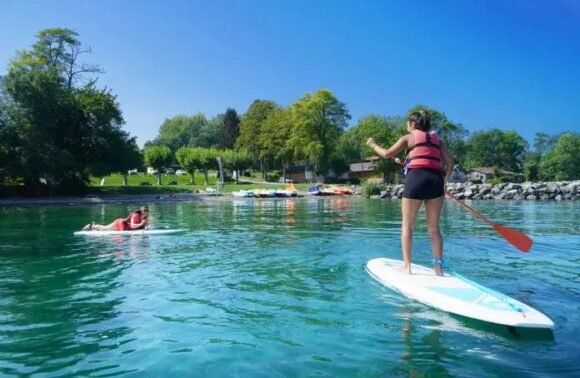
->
<box><xmin>0</xmin><ymin>198</ymin><xmax>578</xmax><ymax>376</ymax></box>
<box><xmin>395</xmin><ymin>308</ymin><xmax>451</xmax><ymax>378</ymax></box>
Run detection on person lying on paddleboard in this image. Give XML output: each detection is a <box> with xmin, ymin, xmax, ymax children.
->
<box><xmin>367</xmin><ymin>110</ymin><xmax>453</xmax><ymax>276</ymax></box>
<box><xmin>81</xmin><ymin>206</ymin><xmax>149</xmax><ymax>231</ymax></box>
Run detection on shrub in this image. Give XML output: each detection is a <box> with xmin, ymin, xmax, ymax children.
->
<box><xmin>362</xmin><ymin>181</ymin><xmax>383</xmax><ymax>198</ymax></box>
<box><xmin>266</xmin><ymin>172</ymin><xmax>280</xmax><ymax>182</ymax></box>
<box><xmin>140</xmin><ymin>182</ymin><xmax>152</xmax><ymax>186</ymax></box>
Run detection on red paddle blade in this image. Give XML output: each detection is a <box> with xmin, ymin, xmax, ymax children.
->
<box><xmin>493</xmin><ymin>224</ymin><xmax>533</xmax><ymax>252</ymax></box>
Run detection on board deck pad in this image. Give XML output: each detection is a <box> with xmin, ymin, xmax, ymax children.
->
<box><xmin>366</xmin><ymin>258</ymin><xmax>554</xmax><ymax>329</ymax></box>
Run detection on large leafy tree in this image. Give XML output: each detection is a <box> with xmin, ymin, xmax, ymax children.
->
<box><xmin>336</xmin><ymin>114</ymin><xmax>405</xmax><ymax>179</ymax></box>
<box><xmin>289</xmin><ymin>89</ymin><xmax>350</xmax><ymax>175</ymax></box>
<box><xmin>539</xmin><ymin>132</ymin><xmax>580</xmax><ymax>180</ymax></box>
<box><xmin>236</xmin><ymin>100</ymin><xmax>279</xmax><ymax>154</ymax></box>
<box><xmin>143</xmin><ymin>145</ymin><xmax>171</xmax><ymax>185</ymax></box>
<box><xmin>154</xmin><ymin>115</ymin><xmax>197</xmax><ymax>154</ymax></box>
<box><xmin>0</xmin><ymin>28</ymin><xmax>139</xmax><ymax>194</ymax></box>
<box><xmin>259</xmin><ymin>108</ymin><xmax>295</xmax><ymax>178</ymax></box>
<box><xmin>464</xmin><ymin>129</ymin><xmax>528</xmax><ymax>172</ymax></box>
<box><xmin>150</xmin><ymin>113</ymin><xmax>217</xmax><ymax>155</ymax></box>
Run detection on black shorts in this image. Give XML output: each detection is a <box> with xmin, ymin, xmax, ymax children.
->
<box><xmin>402</xmin><ymin>168</ymin><xmax>444</xmax><ymax>200</ymax></box>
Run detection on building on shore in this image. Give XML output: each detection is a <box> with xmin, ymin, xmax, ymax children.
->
<box><xmin>467</xmin><ymin>167</ymin><xmax>523</xmax><ymax>183</ymax></box>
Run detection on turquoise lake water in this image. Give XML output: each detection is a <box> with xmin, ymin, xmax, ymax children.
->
<box><xmin>0</xmin><ymin>198</ymin><xmax>578</xmax><ymax>377</ymax></box>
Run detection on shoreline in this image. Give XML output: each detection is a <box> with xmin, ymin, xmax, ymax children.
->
<box><xmin>370</xmin><ymin>181</ymin><xmax>580</xmax><ymax>200</ymax></box>
<box><xmin>0</xmin><ymin>193</ymin><xmax>204</xmax><ymax>207</ymax></box>
<box><xmin>1</xmin><ymin>181</ymin><xmax>578</xmax><ymax>206</ymax></box>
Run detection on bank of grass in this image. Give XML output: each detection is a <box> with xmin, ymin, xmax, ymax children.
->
<box><xmin>88</xmin><ymin>173</ymin><xmax>312</xmax><ymax>194</ymax></box>
<box><xmin>1</xmin><ymin>172</ymin><xmax>330</xmax><ymax>197</ymax></box>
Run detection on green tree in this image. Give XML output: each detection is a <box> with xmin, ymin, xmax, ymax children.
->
<box><xmin>336</xmin><ymin>114</ymin><xmax>405</xmax><ymax>181</ymax></box>
<box><xmin>154</xmin><ymin>115</ymin><xmax>196</xmax><ymax>154</ymax></box>
<box><xmin>175</xmin><ymin>147</ymin><xmax>220</xmax><ymax>186</ymax></box>
<box><xmin>198</xmin><ymin>148</ymin><xmax>219</xmax><ymax>186</ymax></box>
<box><xmin>143</xmin><ymin>145</ymin><xmax>171</xmax><ymax>185</ymax></box>
<box><xmin>236</xmin><ymin>100</ymin><xmax>279</xmax><ymax>179</ymax></box>
<box><xmin>289</xmin><ymin>89</ymin><xmax>350</xmax><ymax>175</ymax></box>
<box><xmin>236</xmin><ymin>99</ymin><xmax>279</xmax><ymax>153</ymax></box>
<box><xmin>176</xmin><ymin>146</ymin><xmax>201</xmax><ymax>183</ymax></box>
<box><xmin>534</xmin><ymin>132</ymin><xmax>551</xmax><ymax>155</ymax></box>
<box><xmin>1</xmin><ymin>28</ymin><xmax>137</xmax><ymax>194</ymax></box>
<box><xmin>29</xmin><ymin>28</ymin><xmax>103</xmax><ymax>89</ymax></box>
<box><xmin>259</xmin><ymin>108</ymin><xmax>295</xmax><ymax>178</ymax></box>
<box><xmin>523</xmin><ymin>153</ymin><xmax>540</xmax><ymax>181</ymax></box>
<box><xmin>539</xmin><ymin>133</ymin><xmax>580</xmax><ymax>180</ymax></box>
<box><xmin>220</xmin><ymin>149</ymin><xmax>253</xmax><ymax>184</ymax></box>
<box><xmin>150</xmin><ymin>113</ymin><xmax>218</xmax><ymax>155</ymax></box>
<box><xmin>215</xmin><ymin>108</ymin><xmax>240</xmax><ymax>150</ymax></box>
<box><xmin>464</xmin><ymin>129</ymin><xmax>528</xmax><ymax>172</ymax></box>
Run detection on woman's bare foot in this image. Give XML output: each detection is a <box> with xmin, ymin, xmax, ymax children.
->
<box><xmin>401</xmin><ymin>263</ymin><xmax>412</xmax><ymax>275</ymax></box>
<box><xmin>81</xmin><ymin>222</ymin><xmax>94</xmax><ymax>231</ymax></box>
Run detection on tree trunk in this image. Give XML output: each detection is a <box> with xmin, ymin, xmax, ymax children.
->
<box><xmin>204</xmin><ymin>170</ymin><xmax>209</xmax><ymax>186</ymax></box>
<box><xmin>190</xmin><ymin>171</ymin><xmax>195</xmax><ymax>185</ymax></box>
<box><xmin>157</xmin><ymin>173</ymin><xmax>161</xmax><ymax>186</ymax></box>
<box><xmin>122</xmin><ymin>174</ymin><xmax>128</xmax><ymax>186</ymax></box>
<box><xmin>235</xmin><ymin>170</ymin><xmax>239</xmax><ymax>184</ymax></box>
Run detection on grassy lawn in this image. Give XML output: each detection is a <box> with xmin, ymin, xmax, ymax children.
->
<box><xmin>87</xmin><ymin>173</ymin><xmax>313</xmax><ymax>194</ymax></box>
<box><xmin>1</xmin><ymin>172</ymin><xmax>347</xmax><ymax>197</ymax></box>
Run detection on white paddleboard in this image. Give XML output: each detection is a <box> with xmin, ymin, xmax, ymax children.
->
<box><xmin>366</xmin><ymin>258</ymin><xmax>554</xmax><ymax>329</ymax></box>
<box><xmin>74</xmin><ymin>228</ymin><xmax>187</xmax><ymax>236</ymax></box>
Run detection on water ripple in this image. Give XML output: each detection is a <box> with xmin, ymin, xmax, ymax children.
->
<box><xmin>0</xmin><ymin>199</ymin><xmax>578</xmax><ymax>376</ymax></box>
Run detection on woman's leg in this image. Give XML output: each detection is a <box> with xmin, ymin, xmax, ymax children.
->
<box><xmin>401</xmin><ymin>198</ymin><xmax>423</xmax><ymax>274</ymax></box>
<box><xmin>425</xmin><ymin>195</ymin><xmax>445</xmax><ymax>276</ymax></box>
<box><xmin>90</xmin><ymin>220</ymin><xmax>118</xmax><ymax>231</ymax></box>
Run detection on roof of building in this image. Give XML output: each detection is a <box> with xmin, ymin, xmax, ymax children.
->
<box><xmin>350</xmin><ymin>161</ymin><xmax>378</xmax><ymax>173</ymax></box>
<box><xmin>468</xmin><ymin>167</ymin><xmax>521</xmax><ymax>175</ymax></box>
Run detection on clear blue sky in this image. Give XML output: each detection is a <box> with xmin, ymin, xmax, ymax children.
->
<box><xmin>1</xmin><ymin>0</ymin><xmax>579</xmax><ymax>147</ymax></box>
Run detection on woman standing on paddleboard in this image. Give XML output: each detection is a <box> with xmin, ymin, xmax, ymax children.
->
<box><xmin>81</xmin><ymin>206</ymin><xmax>149</xmax><ymax>231</ymax></box>
<box><xmin>367</xmin><ymin>110</ymin><xmax>453</xmax><ymax>276</ymax></box>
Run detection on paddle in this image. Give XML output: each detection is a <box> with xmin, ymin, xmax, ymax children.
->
<box><xmin>390</xmin><ymin>157</ymin><xmax>533</xmax><ymax>253</ymax></box>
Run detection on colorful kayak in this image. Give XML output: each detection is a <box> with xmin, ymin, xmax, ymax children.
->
<box><xmin>74</xmin><ymin>228</ymin><xmax>188</xmax><ymax>236</ymax></box>
<box><xmin>232</xmin><ymin>190</ymin><xmax>254</xmax><ymax>198</ymax></box>
<box><xmin>308</xmin><ymin>185</ymin><xmax>353</xmax><ymax>196</ymax></box>
<box><xmin>366</xmin><ymin>258</ymin><xmax>554</xmax><ymax>329</ymax></box>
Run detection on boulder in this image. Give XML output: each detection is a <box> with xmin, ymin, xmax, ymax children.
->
<box><xmin>506</xmin><ymin>183</ymin><xmax>522</xmax><ymax>191</ymax></box>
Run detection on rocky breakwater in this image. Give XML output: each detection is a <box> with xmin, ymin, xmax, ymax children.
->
<box><xmin>371</xmin><ymin>181</ymin><xmax>580</xmax><ymax>200</ymax></box>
